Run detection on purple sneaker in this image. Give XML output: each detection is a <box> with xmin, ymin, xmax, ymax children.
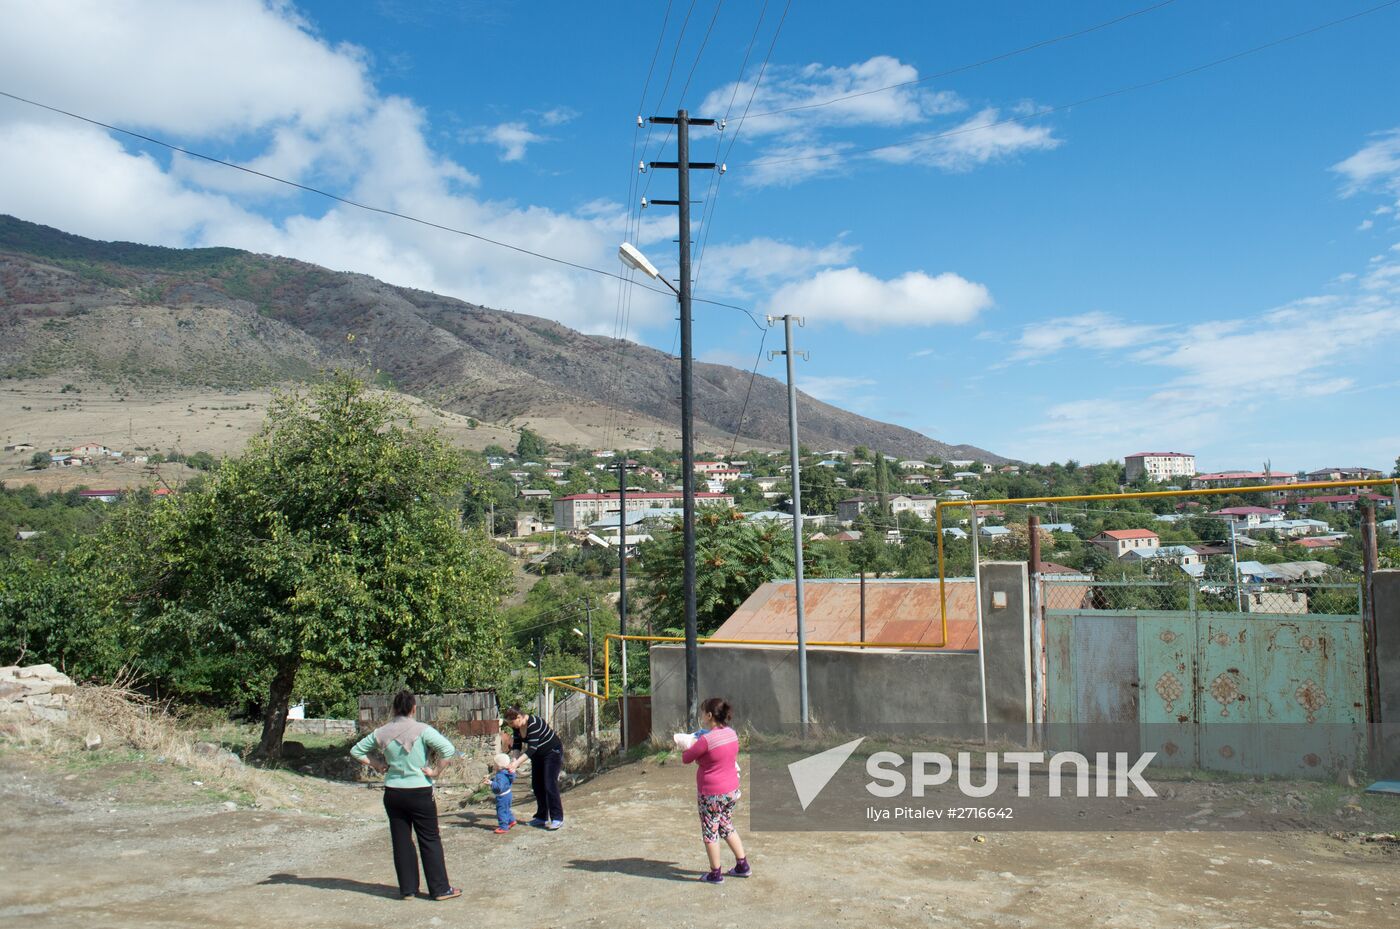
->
<box><xmin>727</xmin><ymin>859</ymin><xmax>752</xmax><ymax>878</ymax></box>
<box><xmin>699</xmin><ymin>868</ymin><xmax>724</xmax><ymax>884</ymax></box>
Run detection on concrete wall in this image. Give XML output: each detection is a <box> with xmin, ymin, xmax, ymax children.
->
<box><xmin>650</xmin><ymin>562</ymin><xmax>1031</xmax><ymax>735</ymax></box>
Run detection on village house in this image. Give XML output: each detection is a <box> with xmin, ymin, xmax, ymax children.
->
<box><xmin>1295</xmin><ymin>537</ymin><xmax>1341</xmax><ymax>551</ymax></box>
<box><xmin>519</xmin><ymin>488</ymin><xmax>552</xmax><ymax>501</ymax></box>
<box><xmin>71</xmin><ymin>442</ymin><xmax>110</xmax><ymax>458</ymax></box>
<box><xmin>1210</xmin><ymin>506</ymin><xmax>1284</xmax><ymax>529</ymax></box>
<box><xmin>940</xmin><ymin>488</ymin><xmax>972</xmax><ymax>501</ymax></box>
<box><xmin>1122</xmin><ymin>543</ymin><xmax>1204</xmax><ymax>567</ymax></box>
<box><xmin>692</xmin><ymin>461</ymin><xmax>729</xmax><ymax>475</ymax></box>
<box><xmin>705</xmin><ymin>467</ymin><xmax>742</xmax><ymax>485</ymax></box>
<box><xmin>836</xmin><ymin>493</ymin><xmax>940</xmax><ymax>524</ymax></box>
<box><xmin>1190</xmin><ymin>470</ymin><xmax>1296</xmax><ymax>489</ymax></box>
<box><xmin>77</xmin><ymin>489</ymin><xmax>124</xmax><ymax>503</ymax></box>
<box><xmin>1296</xmin><ymin>492</ymin><xmax>1389</xmax><ymax>512</ymax></box>
<box><xmin>898</xmin><ymin>460</ymin><xmax>933</xmax><ymax>471</ymax></box>
<box><xmin>1304</xmin><ymin>466</ymin><xmax>1382</xmax><ymax>483</ymax></box>
<box><xmin>553</xmin><ymin>490</ymin><xmax>734</xmax><ymax>530</ymax></box>
<box><xmin>1092</xmin><ymin>528</ymin><xmax>1160</xmax><ymax>559</ymax></box>
<box><xmin>514</xmin><ymin>513</ymin><xmax>548</xmax><ymax>537</ymax></box>
<box><xmin>5</xmin><ymin>443</ymin><xmax>35</xmax><ymax>453</ymax></box>
<box><xmin>1124</xmin><ymin>451</ymin><xmax>1196</xmax><ymax>482</ymax></box>
<box><xmin>978</xmin><ymin>524</ymin><xmax>1012</xmax><ymax>542</ymax></box>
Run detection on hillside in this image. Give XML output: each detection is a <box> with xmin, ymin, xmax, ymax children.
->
<box><xmin>0</xmin><ymin>215</ymin><xmax>1005</xmax><ymax>462</ymax></box>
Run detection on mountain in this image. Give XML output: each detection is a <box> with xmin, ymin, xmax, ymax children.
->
<box><xmin>0</xmin><ymin>215</ymin><xmax>1006</xmax><ymax>462</ymax></box>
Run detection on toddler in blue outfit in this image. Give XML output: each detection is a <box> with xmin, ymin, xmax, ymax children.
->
<box><xmin>486</xmin><ymin>752</ymin><xmax>516</xmax><ymax>834</ymax></box>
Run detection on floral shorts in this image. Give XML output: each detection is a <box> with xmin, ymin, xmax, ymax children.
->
<box><xmin>697</xmin><ymin>789</ymin><xmax>741</xmax><ymax>843</ymax></box>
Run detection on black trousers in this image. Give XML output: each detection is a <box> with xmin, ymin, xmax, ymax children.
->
<box><xmin>530</xmin><ymin>746</ymin><xmax>564</xmax><ymax>822</ymax></box>
<box><xmin>383</xmin><ymin>786</ymin><xmax>450</xmax><ymax>897</ymax></box>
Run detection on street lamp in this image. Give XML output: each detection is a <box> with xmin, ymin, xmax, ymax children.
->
<box><xmin>618</xmin><ymin>240</ymin><xmax>699</xmax><ymax>730</ymax></box>
<box><xmin>618</xmin><ymin>242</ymin><xmax>676</xmax><ymax>293</ymax></box>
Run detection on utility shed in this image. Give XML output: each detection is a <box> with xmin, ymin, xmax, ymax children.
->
<box><xmin>651</xmin><ymin>567</ymin><xmax>1033</xmax><ymax>734</ymax></box>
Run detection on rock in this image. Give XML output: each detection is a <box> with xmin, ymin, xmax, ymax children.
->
<box><xmin>280</xmin><ymin>740</ymin><xmax>306</xmax><ymax>759</ymax></box>
<box><xmin>15</xmin><ymin>663</ymin><xmax>61</xmax><ymax>680</ymax></box>
<box><xmin>84</xmin><ymin>731</ymin><xmax>102</xmax><ymax>751</ymax></box>
<box><xmin>1338</xmin><ymin>770</ymin><xmax>1357</xmax><ymax>789</ymax></box>
<box><xmin>193</xmin><ymin>741</ymin><xmax>221</xmax><ymax>756</ymax></box>
<box><xmin>217</xmin><ymin>750</ymin><xmax>244</xmax><ymax>768</ymax></box>
<box><xmin>973</xmin><ymin>834</ymin><xmax>986</xmax><ymax>844</ymax></box>
<box><xmin>221</xmin><ymin>801</ymin><xmax>238</xmax><ymax>812</ymax></box>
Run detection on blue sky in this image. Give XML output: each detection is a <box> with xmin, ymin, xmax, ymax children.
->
<box><xmin>2</xmin><ymin>1</ymin><xmax>1399</xmax><ymax>470</ymax></box>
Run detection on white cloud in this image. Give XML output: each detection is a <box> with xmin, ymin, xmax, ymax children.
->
<box><xmin>1358</xmin><ymin>219</ymin><xmax>1374</xmax><ymax>231</ymax></box>
<box><xmin>768</xmin><ymin>267</ymin><xmax>992</xmax><ymax>330</ymax></box>
<box><xmin>872</xmin><ymin>107</ymin><xmax>1061</xmax><ymax>171</ymax></box>
<box><xmin>798</xmin><ymin>375</ymin><xmax>876</xmax><ymax>404</ymax></box>
<box><xmin>537</xmin><ymin>106</ymin><xmax>578</xmax><ymax>127</ymax></box>
<box><xmin>0</xmin><ymin>0</ymin><xmax>371</xmax><ymax>137</ymax></box>
<box><xmin>705</xmin><ymin>56</ymin><xmax>963</xmax><ymax>138</ymax></box>
<box><xmin>704</xmin><ymin>55</ymin><xmax>1057</xmax><ymax>188</ymax></box>
<box><xmin>1008</xmin><ymin>312</ymin><xmax>1168</xmax><ymax>362</ymax></box>
<box><xmin>1333</xmin><ymin>129</ymin><xmax>1400</xmax><ymax>196</ymax></box>
<box><xmin>469</xmin><ymin>121</ymin><xmax>548</xmax><ymax>162</ymax></box>
<box><xmin>696</xmin><ymin>236</ymin><xmax>856</xmax><ymax>297</ymax></box>
<box><xmin>0</xmin><ymin>0</ymin><xmax>671</xmax><ymax>338</ymax></box>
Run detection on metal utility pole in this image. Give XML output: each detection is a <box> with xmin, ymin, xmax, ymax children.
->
<box><xmin>768</xmin><ymin>314</ymin><xmax>810</xmax><ymax>734</ymax></box>
<box><xmin>1027</xmin><ymin>514</ymin><xmax>1045</xmax><ymax>740</ymax></box>
<box><xmin>581</xmin><ymin>597</ymin><xmax>596</xmax><ymax>755</ymax></box>
<box><xmin>615</xmin><ymin>461</ymin><xmax>630</xmax><ymax>631</ymax></box>
<box><xmin>1228</xmin><ymin>519</ymin><xmax>1243</xmax><ymax>611</ymax></box>
<box><xmin>616</xmin><ymin>460</ymin><xmax>629</xmax><ymax>752</ymax></box>
<box><xmin>647</xmin><ymin>109</ymin><xmax>718</xmax><ymax>730</ymax></box>
<box><xmin>969</xmin><ymin>505</ymin><xmax>989</xmax><ymax>743</ymax></box>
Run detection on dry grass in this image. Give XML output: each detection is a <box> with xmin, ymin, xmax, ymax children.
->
<box><xmin>1</xmin><ymin>670</ymin><xmax>305</xmax><ymax>808</ymax></box>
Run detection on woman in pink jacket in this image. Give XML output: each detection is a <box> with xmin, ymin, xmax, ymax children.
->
<box><xmin>681</xmin><ymin>697</ymin><xmax>750</xmax><ymax>884</ymax></box>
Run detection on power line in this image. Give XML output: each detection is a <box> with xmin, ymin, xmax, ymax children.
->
<box><xmin>0</xmin><ymin>89</ymin><xmax>763</xmax><ymax>323</ymax></box>
<box><xmin>744</xmin><ymin>0</ymin><xmax>1400</xmax><ymax>169</ymax></box>
<box><xmin>737</xmin><ymin>0</ymin><xmax>1181</xmax><ymax>123</ymax></box>
<box><xmin>727</xmin><ymin>326</ymin><xmax>769</xmax><ymax>457</ymax></box>
<box><xmin>605</xmin><ymin>0</ymin><xmax>677</xmax><ymax>452</ymax></box>
<box><xmin>693</xmin><ymin>0</ymin><xmax>790</xmax><ymax>291</ymax></box>
<box><xmin>676</xmin><ymin>0</ymin><xmax>726</xmax><ymax>107</ymax></box>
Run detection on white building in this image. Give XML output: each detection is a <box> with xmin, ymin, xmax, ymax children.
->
<box><xmin>554</xmin><ymin>491</ymin><xmax>734</xmax><ymax>530</ymax></box>
<box><xmin>1124</xmin><ymin>451</ymin><xmax>1196</xmax><ymax>482</ymax></box>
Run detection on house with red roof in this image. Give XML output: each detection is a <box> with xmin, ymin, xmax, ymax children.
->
<box><xmin>1092</xmin><ymin>528</ymin><xmax>1160</xmax><ymax>559</ymax></box>
<box><xmin>1296</xmin><ymin>493</ymin><xmax>1388</xmax><ymax>512</ymax></box>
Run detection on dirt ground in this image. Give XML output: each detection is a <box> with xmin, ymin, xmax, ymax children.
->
<box><xmin>2</xmin><ymin>747</ymin><xmax>1396</xmax><ymax>929</ymax></box>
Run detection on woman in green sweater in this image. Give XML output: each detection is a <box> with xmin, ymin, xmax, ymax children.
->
<box><xmin>350</xmin><ymin>690</ymin><xmax>462</xmax><ymax>901</ymax></box>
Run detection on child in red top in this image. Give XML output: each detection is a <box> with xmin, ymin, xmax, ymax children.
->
<box><xmin>681</xmin><ymin>697</ymin><xmax>750</xmax><ymax>884</ymax></box>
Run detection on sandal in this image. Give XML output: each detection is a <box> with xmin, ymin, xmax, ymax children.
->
<box><xmin>433</xmin><ymin>887</ymin><xmax>463</xmax><ymax>901</ymax></box>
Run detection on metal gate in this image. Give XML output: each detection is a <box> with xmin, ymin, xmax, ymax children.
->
<box><xmin>1044</xmin><ymin>579</ymin><xmax>1367</xmax><ymax>773</ymax></box>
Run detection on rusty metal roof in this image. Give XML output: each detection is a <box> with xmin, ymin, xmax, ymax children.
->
<box><xmin>712</xmin><ymin>579</ymin><xmax>980</xmax><ymax>650</ymax></box>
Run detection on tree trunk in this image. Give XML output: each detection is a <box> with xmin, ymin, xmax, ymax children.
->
<box><xmin>257</xmin><ymin>659</ymin><xmax>300</xmax><ymax>760</ymax></box>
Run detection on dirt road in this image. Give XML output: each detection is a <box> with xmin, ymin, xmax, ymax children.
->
<box><xmin>1</xmin><ymin>750</ymin><xmax>1396</xmax><ymax>929</ymax></box>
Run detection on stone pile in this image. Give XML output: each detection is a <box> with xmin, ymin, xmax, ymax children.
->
<box><xmin>0</xmin><ymin>663</ymin><xmax>77</xmax><ymax>722</ymax></box>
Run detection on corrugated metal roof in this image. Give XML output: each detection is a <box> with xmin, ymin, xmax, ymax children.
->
<box><xmin>711</xmin><ymin>579</ymin><xmax>980</xmax><ymax>649</ymax></box>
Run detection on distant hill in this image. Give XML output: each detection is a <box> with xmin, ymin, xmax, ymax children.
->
<box><xmin>0</xmin><ymin>215</ymin><xmax>1006</xmax><ymax>462</ymax></box>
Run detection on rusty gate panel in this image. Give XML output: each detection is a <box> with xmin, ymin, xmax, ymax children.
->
<box><xmin>1138</xmin><ymin>615</ymin><xmax>1197</xmax><ymax>769</ymax></box>
<box><xmin>1043</xmin><ymin>578</ymin><xmax>1366</xmax><ymax>775</ymax></box>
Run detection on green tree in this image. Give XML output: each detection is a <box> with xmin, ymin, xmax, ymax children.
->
<box><xmin>90</xmin><ymin>374</ymin><xmax>512</xmax><ymax>757</ymax></box>
<box><xmin>798</xmin><ymin>465</ymin><xmax>841</xmax><ymax>515</ymax></box>
<box><xmin>637</xmin><ymin>509</ymin><xmax>798</xmax><ymax>635</ymax></box>
<box><xmin>28</xmin><ymin>451</ymin><xmax>47</xmax><ymax>468</ymax></box>
<box><xmin>516</xmin><ymin>427</ymin><xmax>548</xmax><ymax>460</ymax></box>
